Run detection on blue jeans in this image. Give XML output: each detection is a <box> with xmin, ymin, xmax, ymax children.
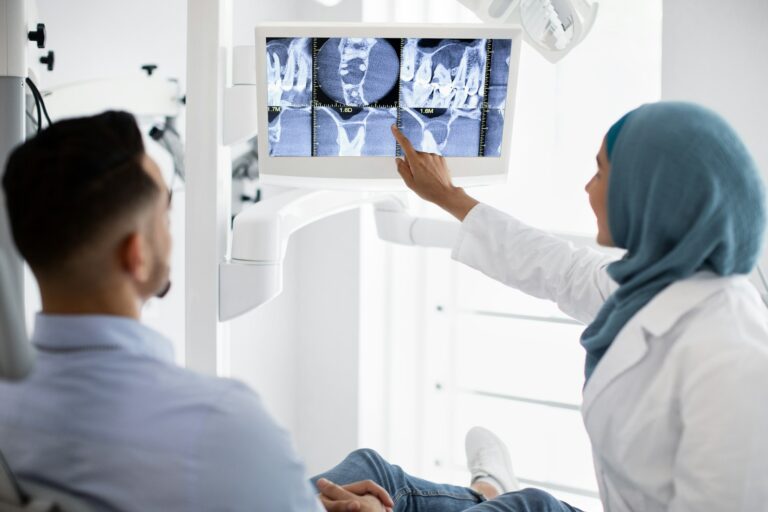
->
<box><xmin>312</xmin><ymin>448</ymin><xmax>585</xmax><ymax>512</ymax></box>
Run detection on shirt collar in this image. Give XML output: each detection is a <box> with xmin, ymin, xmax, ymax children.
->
<box><xmin>31</xmin><ymin>314</ymin><xmax>175</xmax><ymax>364</ymax></box>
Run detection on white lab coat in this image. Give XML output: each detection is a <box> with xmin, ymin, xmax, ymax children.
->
<box><xmin>452</xmin><ymin>203</ymin><xmax>768</xmax><ymax>512</ymax></box>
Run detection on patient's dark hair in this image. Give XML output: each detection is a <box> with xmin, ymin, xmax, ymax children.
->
<box><xmin>2</xmin><ymin>111</ymin><xmax>159</xmax><ymax>273</ymax></box>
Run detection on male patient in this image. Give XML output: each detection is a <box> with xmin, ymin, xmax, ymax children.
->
<box><xmin>0</xmin><ymin>112</ymin><xmax>535</xmax><ymax>512</ymax></box>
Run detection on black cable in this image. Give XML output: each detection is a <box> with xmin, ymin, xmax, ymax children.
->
<box><xmin>29</xmin><ymin>78</ymin><xmax>50</xmax><ymax>125</ymax></box>
<box><xmin>39</xmin><ymin>90</ymin><xmax>52</xmax><ymax>126</ymax></box>
<box><xmin>25</xmin><ymin>78</ymin><xmax>42</xmax><ymax>133</ymax></box>
<box><xmin>32</xmin><ymin>93</ymin><xmax>41</xmax><ymax>132</ymax></box>
<box><xmin>25</xmin><ymin>77</ymin><xmax>52</xmax><ymax>127</ymax></box>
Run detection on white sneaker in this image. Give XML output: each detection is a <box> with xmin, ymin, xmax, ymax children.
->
<box><xmin>465</xmin><ymin>426</ymin><xmax>520</xmax><ymax>494</ymax></box>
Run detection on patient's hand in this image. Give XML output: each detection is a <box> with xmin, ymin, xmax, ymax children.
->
<box><xmin>317</xmin><ymin>478</ymin><xmax>394</xmax><ymax>512</ymax></box>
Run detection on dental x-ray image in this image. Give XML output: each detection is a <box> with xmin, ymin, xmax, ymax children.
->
<box><xmin>316</xmin><ymin>38</ymin><xmax>400</xmax><ymax>107</ymax></box>
<box><xmin>400</xmin><ymin>38</ymin><xmax>487</xmax><ymax>110</ymax></box>
<box><xmin>401</xmin><ymin>108</ymin><xmax>481</xmax><ymax>157</ymax></box>
<box><xmin>316</xmin><ymin>107</ymin><xmax>398</xmax><ymax>156</ymax></box>
<box><xmin>268</xmin><ymin>106</ymin><xmax>312</xmax><ymax>156</ymax></box>
<box><xmin>267</xmin><ymin>38</ymin><xmax>312</xmax><ymax>107</ymax></box>
<box><xmin>265</xmin><ymin>36</ymin><xmax>512</xmax><ymax>158</ymax></box>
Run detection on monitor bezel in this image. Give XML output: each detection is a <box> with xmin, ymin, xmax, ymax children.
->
<box><xmin>255</xmin><ymin>23</ymin><xmax>523</xmax><ymax>190</ymax></box>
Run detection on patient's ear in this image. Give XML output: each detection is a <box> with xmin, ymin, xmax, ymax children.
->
<box><xmin>120</xmin><ymin>231</ymin><xmax>150</xmax><ymax>283</ymax></box>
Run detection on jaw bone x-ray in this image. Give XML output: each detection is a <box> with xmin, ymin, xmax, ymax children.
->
<box><xmin>266</xmin><ymin>36</ymin><xmax>513</xmax><ymax>157</ymax></box>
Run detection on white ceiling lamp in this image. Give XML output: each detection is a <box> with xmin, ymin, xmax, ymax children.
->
<box><xmin>314</xmin><ymin>0</ymin><xmax>344</xmax><ymax>6</ymax></box>
<box><xmin>456</xmin><ymin>0</ymin><xmax>598</xmax><ymax>63</ymax></box>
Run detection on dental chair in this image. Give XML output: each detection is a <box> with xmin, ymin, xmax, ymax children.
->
<box><xmin>0</xmin><ymin>253</ymin><xmax>92</xmax><ymax>512</ymax></box>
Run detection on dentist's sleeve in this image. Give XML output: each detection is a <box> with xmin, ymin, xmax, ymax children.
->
<box><xmin>451</xmin><ymin>203</ymin><xmax>618</xmax><ymax>324</ymax></box>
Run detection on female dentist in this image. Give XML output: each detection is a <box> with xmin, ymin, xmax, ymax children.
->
<box><xmin>390</xmin><ymin>102</ymin><xmax>768</xmax><ymax>511</ymax></box>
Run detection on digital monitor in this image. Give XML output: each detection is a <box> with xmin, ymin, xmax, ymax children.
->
<box><xmin>256</xmin><ymin>24</ymin><xmax>522</xmax><ymax>188</ymax></box>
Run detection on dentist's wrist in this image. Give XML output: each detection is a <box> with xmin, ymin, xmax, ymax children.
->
<box><xmin>440</xmin><ymin>187</ymin><xmax>479</xmax><ymax>221</ymax></box>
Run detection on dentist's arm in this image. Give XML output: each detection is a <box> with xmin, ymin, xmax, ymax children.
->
<box><xmin>391</xmin><ymin>126</ymin><xmax>617</xmax><ymax>324</ymax></box>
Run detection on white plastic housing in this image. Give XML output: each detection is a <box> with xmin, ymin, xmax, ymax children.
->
<box><xmin>0</xmin><ymin>251</ymin><xmax>32</xmax><ymax>380</ymax></box>
<box><xmin>220</xmin><ymin>188</ymin><xmax>461</xmax><ymax>320</ymax></box>
<box><xmin>232</xmin><ymin>45</ymin><xmax>257</xmax><ymax>85</ymax></box>
<box><xmin>220</xmin><ymin>262</ymin><xmax>282</xmax><ymax>320</ymax></box>
<box><xmin>42</xmin><ymin>75</ymin><xmax>183</xmax><ymax>121</ymax></box>
<box><xmin>0</xmin><ymin>0</ymin><xmax>27</xmax><ymax>78</ymax></box>
<box><xmin>222</xmin><ymin>45</ymin><xmax>259</xmax><ymax>145</ymax></box>
<box><xmin>255</xmin><ymin>23</ymin><xmax>523</xmax><ymax>189</ymax></box>
<box><xmin>229</xmin><ymin>189</ymin><xmax>407</xmax><ymax>263</ymax></box>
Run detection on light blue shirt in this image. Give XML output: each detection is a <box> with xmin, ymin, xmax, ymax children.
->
<box><xmin>0</xmin><ymin>314</ymin><xmax>323</xmax><ymax>512</ymax></box>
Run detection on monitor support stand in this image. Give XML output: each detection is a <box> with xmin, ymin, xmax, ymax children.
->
<box><xmin>220</xmin><ymin>188</ymin><xmax>461</xmax><ymax>320</ymax></box>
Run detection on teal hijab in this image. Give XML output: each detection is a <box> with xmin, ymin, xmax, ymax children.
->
<box><xmin>580</xmin><ymin>102</ymin><xmax>766</xmax><ymax>381</ymax></box>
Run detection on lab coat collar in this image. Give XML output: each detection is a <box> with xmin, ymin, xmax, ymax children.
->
<box><xmin>581</xmin><ymin>271</ymin><xmax>742</xmax><ymax>415</ymax></box>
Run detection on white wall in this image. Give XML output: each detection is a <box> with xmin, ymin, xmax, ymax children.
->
<box><xmin>662</xmin><ymin>0</ymin><xmax>768</xmax><ymax>178</ymax></box>
<box><xmin>31</xmin><ymin>1</ymin><xmax>187</xmax><ymax>89</ymax></box>
<box><xmin>31</xmin><ymin>0</ymin><xmax>189</xmax><ymax>356</ymax></box>
<box><xmin>662</xmin><ymin>0</ymin><xmax>768</xmax><ymax>279</ymax></box>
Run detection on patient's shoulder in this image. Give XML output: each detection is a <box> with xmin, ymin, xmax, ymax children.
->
<box><xmin>179</xmin><ymin>372</ymin><xmax>313</xmax><ymax>501</ymax></box>
<box><xmin>159</xmin><ymin>364</ymin><xmax>280</xmax><ymax>437</ymax></box>
<box><xmin>188</xmin><ymin>378</ymin><xmax>318</xmax><ymax>510</ymax></box>
<box><xmin>157</xmin><ymin>363</ymin><xmax>262</xmax><ymax>407</ymax></box>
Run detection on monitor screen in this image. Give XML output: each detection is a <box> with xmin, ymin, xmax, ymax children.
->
<box><xmin>266</xmin><ymin>37</ymin><xmax>513</xmax><ymax>158</ymax></box>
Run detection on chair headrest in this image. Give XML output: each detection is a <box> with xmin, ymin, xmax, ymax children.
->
<box><xmin>0</xmin><ymin>248</ymin><xmax>33</xmax><ymax>381</ymax></box>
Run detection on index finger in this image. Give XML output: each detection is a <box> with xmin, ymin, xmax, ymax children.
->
<box><xmin>390</xmin><ymin>124</ymin><xmax>418</xmax><ymax>160</ymax></box>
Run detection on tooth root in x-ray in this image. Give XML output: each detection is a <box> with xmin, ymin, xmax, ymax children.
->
<box><xmin>267</xmin><ymin>38</ymin><xmax>313</xmax><ymax>107</ymax></box>
<box><xmin>400</xmin><ymin>39</ymin><xmax>488</xmax><ymax>110</ymax></box>
<box><xmin>268</xmin><ymin>107</ymin><xmax>312</xmax><ymax>156</ymax></box>
<box><xmin>400</xmin><ymin>107</ymin><xmax>482</xmax><ymax>157</ymax></box>
<box><xmin>317</xmin><ymin>38</ymin><xmax>400</xmax><ymax>106</ymax></box>
<box><xmin>316</xmin><ymin>107</ymin><xmax>398</xmax><ymax>156</ymax></box>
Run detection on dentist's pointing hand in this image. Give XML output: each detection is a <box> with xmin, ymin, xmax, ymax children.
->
<box><xmin>391</xmin><ymin>125</ymin><xmax>479</xmax><ymax>221</ymax></box>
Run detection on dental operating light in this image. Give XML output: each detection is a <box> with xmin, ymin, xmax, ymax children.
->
<box><xmin>457</xmin><ymin>0</ymin><xmax>598</xmax><ymax>63</ymax></box>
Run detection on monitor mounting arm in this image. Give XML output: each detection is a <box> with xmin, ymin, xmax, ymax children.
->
<box><xmin>219</xmin><ymin>188</ymin><xmax>460</xmax><ymax>320</ymax></box>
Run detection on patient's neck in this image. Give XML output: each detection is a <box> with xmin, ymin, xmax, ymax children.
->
<box><xmin>39</xmin><ymin>280</ymin><xmax>141</xmax><ymax>320</ymax></box>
